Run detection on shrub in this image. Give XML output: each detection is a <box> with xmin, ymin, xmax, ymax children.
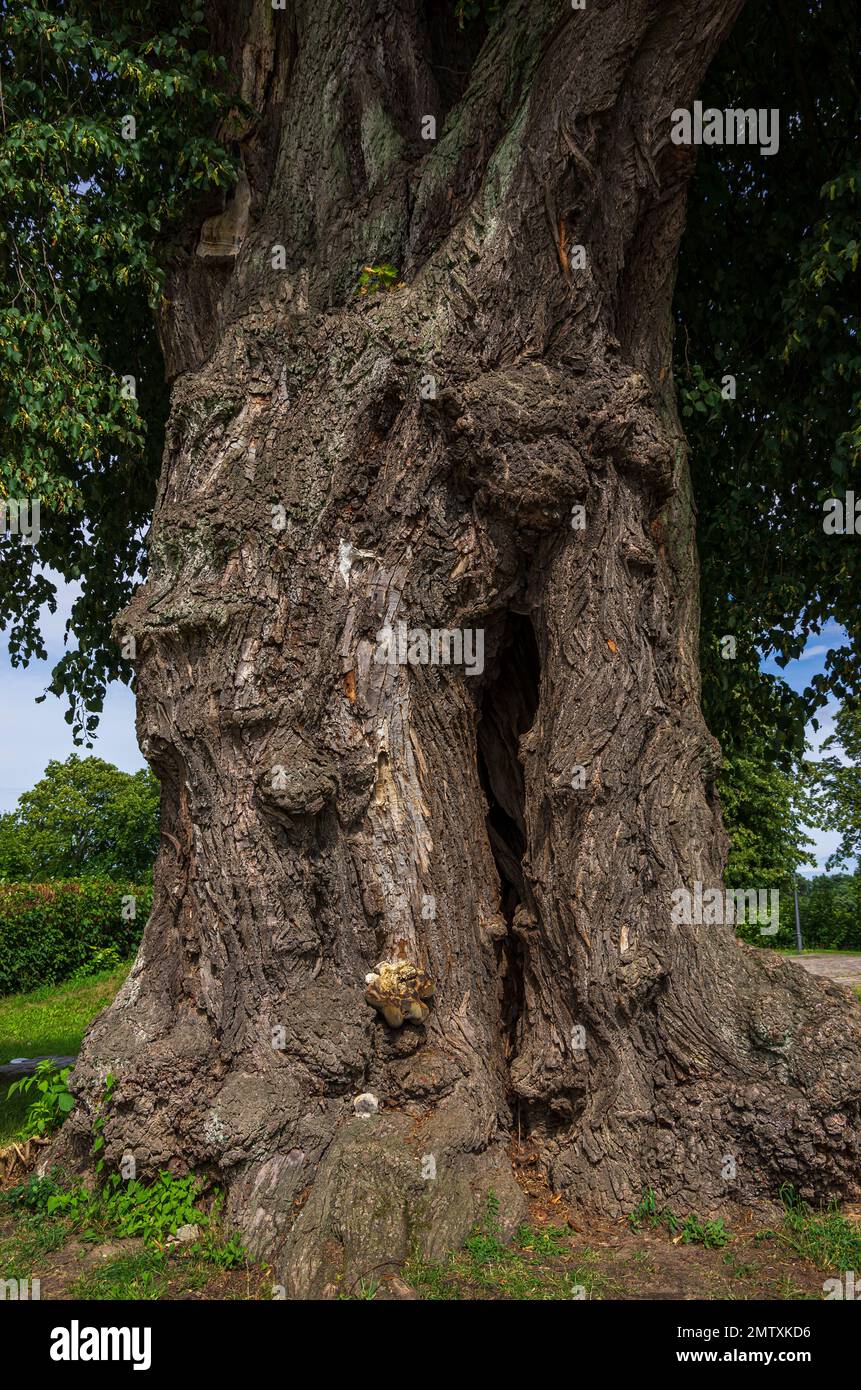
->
<box><xmin>0</xmin><ymin>879</ymin><xmax>150</xmax><ymax>995</ymax></box>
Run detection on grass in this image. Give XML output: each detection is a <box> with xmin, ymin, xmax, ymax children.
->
<box><xmin>0</xmin><ymin>964</ymin><xmax>266</xmax><ymax>1301</ymax></box>
<box><xmin>628</xmin><ymin>1188</ymin><xmax>729</xmax><ymax>1248</ymax></box>
<box><xmin>775</xmin><ymin>948</ymin><xmax>861</xmax><ymax>955</ymax></box>
<box><xmin>0</xmin><ymin>962</ymin><xmax>130</xmax><ymax>1143</ymax></box>
<box><xmin>3</xmin><ymin>1171</ymin><xmax>858</xmax><ymax>1302</ymax></box>
<box><xmin>0</xmin><ymin>1202</ymin><xmax>268</xmax><ymax>1300</ymax></box>
<box><xmin>401</xmin><ymin>1194</ymin><xmax>615</xmax><ymax>1300</ymax></box>
<box><xmin>70</xmin><ymin>1249</ymin><xmax>171</xmax><ymax>1300</ymax></box>
<box><xmin>0</xmin><ymin>1213</ymin><xmax>69</xmax><ymax>1282</ymax></box>
<box><xmin>0</xmin><ymin>962</ymin><xmax>131</xmax><ymax>1064</ymax></box>
<box><xmin>68</xmin><ymin>1247</ymin><xmax>241</xmax><ymax>1300</ymax></box>
<box><xmin>3</xmin><ymin>1170</ymin><xmax>247</xmax><ymax>1259</ymax></box>
<box><xmin>0</xmin><ymin>1085</ymin><xmax>28</xmax><ymax>1144</ymax></box>
<box><xmin>722</xmin><ymin>1250</ymin><xmax>757</xmax><ymax>1280</ymax></box>
<box><xmin>762</xmin><ymin>1186</ymin><xmax>861</xmax><ymax>1271</ymax></box>
<box><xmin>2</xmin><ymin>969</ymin><xmax>859</xmax><ymax>1301</ymax></box>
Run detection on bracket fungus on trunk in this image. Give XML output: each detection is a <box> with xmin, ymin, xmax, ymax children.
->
<box><xmin>364</xmin><ymin>961</ymin><xmax>435</xmax><ymax>1029</ymax></box>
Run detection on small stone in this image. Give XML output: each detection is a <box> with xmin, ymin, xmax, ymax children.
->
<box><xmin>353</xmin><ymin>1092</ymin><xmax>379</xmax><ymax>1118</ymax></box>
<box><xmin>173</xmin><ymin>1223</ymin><xmax>200</xmax><ymax>1243</ymax></box>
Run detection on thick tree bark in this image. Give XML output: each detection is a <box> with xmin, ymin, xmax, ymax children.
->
<box><xmin>53</xmin><ymin>0</ymin><xmax>861</xmax><ymax>1296</ymax></box>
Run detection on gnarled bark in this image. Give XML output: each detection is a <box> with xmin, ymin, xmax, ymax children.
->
<box><xmin>51</xmin><ymin>0</ymin><xmax>861</xmax><ymax>1296</ymax></box>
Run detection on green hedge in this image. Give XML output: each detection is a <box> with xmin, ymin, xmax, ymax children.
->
<box><xmin>794</xmin><ymin>875</ymin><xmax>861</xmax><ymax>952</ymax></box>
<box><xmin>734</xmin><ymin>874</ymin><xmax>861</xmax><ymax>952</ymax></box>
<box><xmin>0</xmin><ymin>880</ymin><xmax>151</xmax><ymax>995</ymax></box>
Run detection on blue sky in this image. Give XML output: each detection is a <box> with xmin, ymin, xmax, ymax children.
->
<box><xmin>0</xmin><ymin>576</ymin><xmax>144</xmax><ymax>814</ymax></box>
<box><xmin>0</xmin><ymin>578</ymin><xmax>852</xmax><ymax>873</ymax></box>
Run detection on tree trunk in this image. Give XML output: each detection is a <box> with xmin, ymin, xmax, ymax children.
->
<box><xmin>53</xmin><ymin>0</ymin><xmax>861</xmax><ymax>1296</ymax></box>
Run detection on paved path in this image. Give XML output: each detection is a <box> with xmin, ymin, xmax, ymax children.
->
<box><xmin>787</xmin><ymin>954</ymin><xmax>861</xmax><ymax>989</ymax></box>
<box><xmin>0</xmin><ymin>1055</ymin><xmax>76</xmax><ymax>1080</ymax></box>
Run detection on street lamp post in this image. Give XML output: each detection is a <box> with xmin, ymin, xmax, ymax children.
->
<box><xmin>793</xmin><ymin>876</ymin><xmax>804</xmax><ymax>954</ymax></box>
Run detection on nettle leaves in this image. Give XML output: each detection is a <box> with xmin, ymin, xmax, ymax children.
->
<box><xmin>0</xmin><ymin>1</ymin><xmax>237</xmax><ymax>739</ymax></box>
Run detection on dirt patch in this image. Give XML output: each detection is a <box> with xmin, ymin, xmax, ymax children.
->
<box><xmin>0</xmin><ymin>1214</ymin><xmax>273</xmax><ymax>1300</ymax></box>
<box><xmin>539</xmin><ymin>1210</ymin><xmax>825</xmax><ymax>1301</ymax></box>
<box><xmin>2</xmin><ymin>1142</ymin><xmax>852</xmax><ymax>1301</ymax></box>
<box><xmin>0</xmin><ymin>1198</ymin><xmax>833</xmax><ymax>1301</ymax></box>
<box><xmin>506</xmin><ymin>1148</ymin><xmax>828</xmax><ymax>1301</ymax></box>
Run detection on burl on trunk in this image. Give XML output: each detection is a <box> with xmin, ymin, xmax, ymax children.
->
<box><xmin>52</xmin><ymin>0</ymin><xmax>861</xmax><ymax>1296</ymax></box>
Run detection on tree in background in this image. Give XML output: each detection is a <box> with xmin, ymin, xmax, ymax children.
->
<box><xmin>718</xmin><ymin>714</ymin><xmax>817</xmax><ymax>949</ymax></box>
<box><xmin>676</xmin><ymin>0</ymin><xmax>861</xmax><ymax>767</ymax></box>
<box><xmin>720</xmin><ymin>754</ymin><xmax>815</xmax><ymax>892</ymax></box>
<box><xmin>797</xmin><ymin>874</ymin><xmax>861</xmax><ymax>953</ymax></box>
<box><xmin>718</xmin><ymin>700</ymin><xmax>860</xmax><ymax>950</ymax></box>
<box><xmin>0</xmin><ymin>1</ymin><xmax>236</xmax><ymax>737</ymax></box>
<box><xmin>676</xmin><ymin>0</ymin><xmax>860</xmax><ymax>953</ymax></box>
<box><xmin>811</xmin><ymin>702</ymin><xmax>861</xmax><ymax>871</ymax></box>
<box><xmin>0</xmin><ymin>756</ymin><xmax>160</xmax><ymax>881</ymax></box>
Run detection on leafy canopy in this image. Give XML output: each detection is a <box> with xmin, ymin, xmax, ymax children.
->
<box><xmin>0</xmin><ymin>0</ymin><xmax>237</xmax><ymax>738</ymax></box>
<box><xmin>794</xmin><ymin>873</ymin><xmax>861</xmax><ymax>950</ymax></box>
<box><xmin>677</xmin><ymin>0</ymin><xmax>861</xmax><ymax>764</ymax></box>
<box><xmin>720</xmin><ymin>752</ymin><xmax>816</xmax><ymax>890</ymax></box>
<box><xmin>0</xmin><ymin>0</ymin><xmax>858</xmax><ymax>828</ymax></box>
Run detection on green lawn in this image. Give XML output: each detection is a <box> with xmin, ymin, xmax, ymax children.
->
<box><xmin>0</xmin><ymin>963</ymin><xmax>130</xmax><ymax>1143</ymax></box>
<box><xmin>774</xmin><ymin>948</ymin><xmax>861</xmax><ymax>955</ymax></box>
